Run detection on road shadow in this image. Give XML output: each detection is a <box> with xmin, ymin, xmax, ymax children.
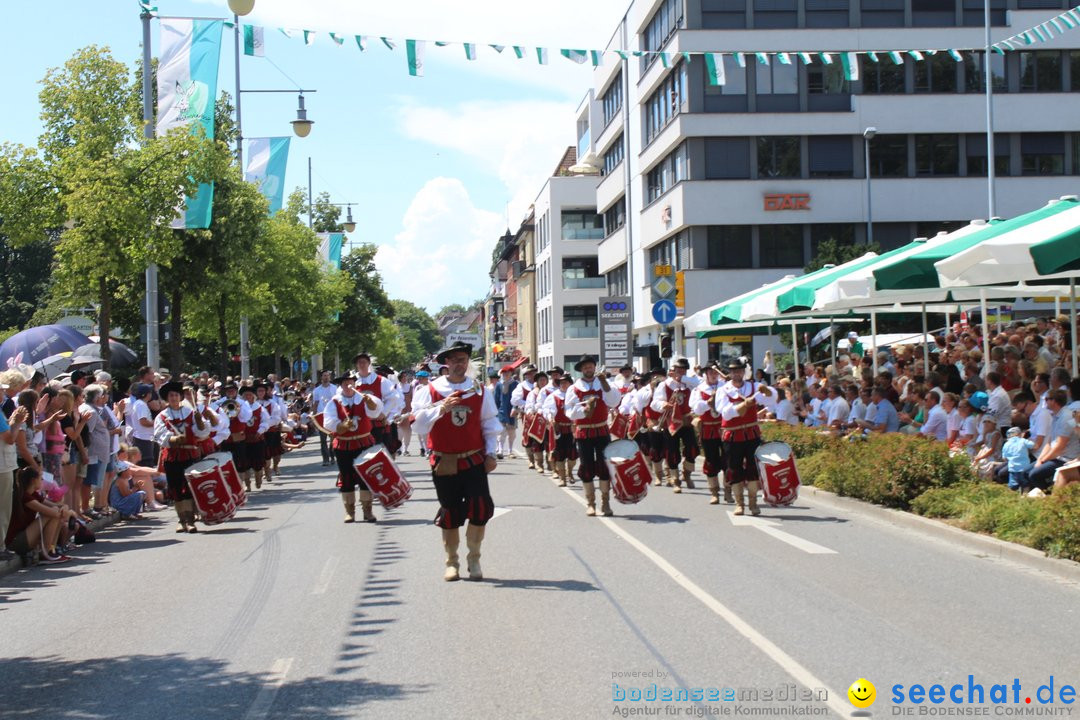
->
<box><xmin>620</xmin><ymin>514</ymin><xmax>690</xmax><ymax>524</ymax></box>
<box><xmin>485</xmin><ymin>577</ymin><xmax>598</xmax><ymax>592</ymax></box>
<box><xmin>0</xmin><ymin>653</ymin><xmax>426</xmax><ymax>719</ymax></box>
<box><xmin>765</xmin><ymin>514</ymin><xmax>849</xmax><ymax>524</ymax></box>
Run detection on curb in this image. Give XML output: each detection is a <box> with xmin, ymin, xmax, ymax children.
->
<box><xmin>0</xmin><ymin>511</ymin><xmax>120</xmax><ymax>581</ymax></box>
<box><xmin>799</xmin><ymin>483</ymin><xmax>1080</xmax><ymax>583</ymax></box>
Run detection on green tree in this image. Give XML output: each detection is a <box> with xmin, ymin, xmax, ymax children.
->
<box><xmin>804</xmin><ymin>238</ymin><xmax>880</xmax><ymax>274</ymax></box>
<box><xmin>329</xmin><ymin>243</ymin><xmax>393</xmax><ymax>357</ymax></box>
<box><xmin>37</xmin><ymin>45</ymin><xmax>221</xmax><ymax>367</ymax></box>
<box><xmin>390</xmin><ymin>299</ymin><xmax>441</xmax><ymax>355</ymax></box>
<box><xmin>370</xmin><ymin>317</ymin><xmax>408</xmax><ymax>369</ymax></box>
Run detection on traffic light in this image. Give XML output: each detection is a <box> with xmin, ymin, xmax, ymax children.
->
<box><xmin>660</xmin><ymin>333</ymin><xmax>673</xmax><ymax>359</ymax></box>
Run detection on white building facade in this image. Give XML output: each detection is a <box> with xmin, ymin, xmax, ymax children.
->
<box><xmin>587</xmin><ymin>0</ymin><xmax>1080</xmax><ymax>369</ymax></box>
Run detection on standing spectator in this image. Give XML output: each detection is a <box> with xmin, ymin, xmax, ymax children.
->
<box><xmin>129</xmin><ymin>384</ymin><xmax>156</xmax><ymax>468</ymax></box>
<box><xmin>311</xmin><ymin>371</ymin><xmax>337</xmax><ymax>466</ymax></box>
<box><xmin>1001</xmin><ymin>427</ymin><xmax>1036</xmax><ymax>491</ymax></box>
<box><xmin>0</xmin><ymin>402</ymin><xmax>27</xmax><ymax>561</ymax></box>
<box><xmin>1028</xmin><ymin>390</ymin><xmax>1080</xmax><ymax>490</ymax></box>
<box><xmin>80</xmin><ymin>385</ymin><xmax>111</xmax><ymax>518</ymax></box>
<box><xmin>493</xmin><ymin>367</ymin><xmax>518</xmax><ymax>459</ymax></box>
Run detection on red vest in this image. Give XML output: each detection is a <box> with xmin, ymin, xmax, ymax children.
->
<box><xmin>228</xmin><ymin>412</ymin><xmax>246</xmax><ymax>436</ymax></box>
<box><xmin>573</xmin><ymin>383</ymin><xmax>609</xmax><ymax>440</ymax></box>
<box><xmin>721</xmin><ymin>382</ymin><xmax>761</xmax><ymax>439</ymax></box>
<box><xmin>357</xmin><ymin>375</ymin><xmax>386</xmax><ymax>427</ymax></box>
<box><xmin>245</xmin><ymin>406</ymin><xmax>264</xmax><ymax>442</ymax></box>
<box><xmin>428</xmin><ymin>386</ymin><xmax>485</xmax><ymax>454</ymax></box>
<box><xmin>697</xmin><ymin>386</ymin><xmax>724</xmax><ymax>440</ymax></box>
<box><xmin>643</xmin><ymin>387</ymin><xmax>661</xmax><ymax>422</ymax></box>
<box><xmin>160</xmin><ymin>409</ymin><xmax>202</xmax><ymax>464</ymax></box>
<box><xmin>332</xmin><ymin>395</ymin><xmax>374</xmax><ymax>451</ymax></box>
<box><xmin>553</xmin><ymin>395</ymin><xmax>571</xmax><ymax>426</ymax></box>
<box><xmin>666</xmin><ymin>380</ymin><xmax>691</xmax><ymax>415</ymax></box>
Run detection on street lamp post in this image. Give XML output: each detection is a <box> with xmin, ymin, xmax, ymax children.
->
<box><xmin>863</xmin><ymin>127</ymin><xmax>877</xmax><ymax>247</ymax></box>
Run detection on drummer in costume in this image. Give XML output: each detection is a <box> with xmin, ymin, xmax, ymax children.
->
<box><xmin>690</xmin><ymin>363</ymin><xmax>729</xmax><ymax>505</ymax></box>
<box><xmin>637</xmin><ymin>369</ymin><xmax>668</xmax><ymax>485</ymax></box>
<box><xmin>542</xmin><ymin>374</ymin><xmax>578</xmax><ymax>487</ymax></box>
<box><xmin>523</xmin><ymin>371</ymin><xmax>553</xmax><ymax>476</ymax></box>
<box><xmin>353</xmin><ymin>353</ymin><xmax>402</xmax><ymax>450</ymax></box>
<box><xmin>240</xmin><ymin>384</ymin><xmax>271</xmax><ymax>491</ymax></box>
<box><xmin>192</xmin><ymin>384</ymin><xmax>221</xmax><ymax>458</ymax></box>
<box><xmin>375</xmin><ymin>365</ymin><xmax>404</xmax><ymax>455</ymax></box>
<box><xmin>715</xmin><ymin>359</ymin><xmax>775</xmax><ymax>516</ymax></box>
<box><xmin>213</xmin><ymin>383</ymin><xmax>253</xmax><ymax>478</ymax></box>
<box><xmin>153</xmin><ymin>382</ymin><xmax>212</xmax><ymax>533</ymax></box>
<box><xmin>510</xmin><ymin>365</ymin><xmax>537</xmax><ymax>468</ymax></box>
<box><xmin>651</xmin><ymin>359</ymin><xmax>699</xmax><ymax>493</ymax></box>
<box><xmin>542</xmin><ymin>368</ymin><xmax>564</xmax><ymax>477</ymax></box>
<box><xmin>257</xmin><ymin>383</ymin><xmax>286</xmax><ymax>487</ymax></box>
<box><xmin>411</xmin><ymin>341</ymin><xmax>501</xmax><ymax>582</ymax></box>
<box><xmin>322</xmin><ymin>374</ymin><xmax>383</xmax><ymax>523</ymax></box>
<box><xmin>564</xmin><ymin>355</ymin><xmax>621</xmax><ymax>517</ymax></box>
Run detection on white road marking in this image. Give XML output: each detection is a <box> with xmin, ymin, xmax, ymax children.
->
<box><xmin>490</xmin><ymin>507</ymin><xmax>513</xmax><ymax>521</ymax></box>
<box><xmin>556</xmin><ymin>482</ymin><xmax>851</xmax><ymax>718</ymax></box>
<box><xmin>242</xmin><ymin>657</ymin><xmax>293</xmax><ymax>720</ymax></box>
<box><xmin>727</xmin><ymin>511</ymin><xmax>838</xmax><ymax>555</ymax></box>
<box><xmin>311</xmin><ymin>557</ymin><xmax>339</xmax><ymax>595</ymax></box>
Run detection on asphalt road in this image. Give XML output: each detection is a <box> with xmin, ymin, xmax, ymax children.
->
<box><xmin>3</xmin><ymin>442</ymin><xmax>1080</xmax><ymax>720</ymax></box>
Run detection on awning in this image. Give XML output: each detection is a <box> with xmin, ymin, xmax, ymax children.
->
<box><xmin>706</xmin><ymin>273</ymin><xmax>808</xmax><ymax>326</ymax></box>
<box><xmin>872</xmin><ymin>197</ymin><xmax>1078</xmax><ymax>290</ymax></box>
<box><xmin>502</xmin><ymin>356</ymin><xmax>529</xmax><ymax>373</ymax></box>
<box><xmin>739</xmin><ymin>252</ymin><xmax>881</xmax><ymax>321</ymax></box>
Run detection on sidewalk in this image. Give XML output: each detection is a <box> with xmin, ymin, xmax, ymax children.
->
<box><xmin>0</xmin><ymin>510</ymin><xmax>121</xmax><ymax>580</ymax></box>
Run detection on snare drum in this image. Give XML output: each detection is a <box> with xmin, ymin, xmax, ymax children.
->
<box><xmin>354</xmin><ymin>444</ymin><xmax>413</xmax><ymax>509</ymax></box>
<box><xmin>754</xmin><ymin>441</ymin><xmax>800</xmax><ymax>507</ymax></box>
<box><xmin>185</xmin><ymin>459</ymin><xmax>239</xmax><ymax>525</ymax></box>
<box><xmin>205</xmin><ymin>451</ymin><xmax>246</xmax><ymax>507</ymax></box>
<box><xmin>603</xmin><ymin>439</ymin><xmax>650</xmax><ymax>505</ymax></box>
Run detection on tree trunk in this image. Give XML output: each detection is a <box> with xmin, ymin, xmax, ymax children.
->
<box><xmin>169</xmin><ymin>286</ymin><xmax>183</xmax><ymax>373</ymax></box>
<box><xmin>98</xmin><ymin>277</ymin><xmax>112</xmax><ymax>369</ymax></box>
<box><xmin>217</xmin><ymin>294</ymin><xmax>229</xmax><ymax>379</ymax></box>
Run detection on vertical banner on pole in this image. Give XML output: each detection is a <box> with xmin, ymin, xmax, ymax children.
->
<box><xmin>317</xmin><ymin>232</ymin><xmax>344</xmax><ymax>269</ymax></box>
<box><xmin>244</xmin><ymin>137</ymin><xmax>291</xmax><ymax>214</ymax></box>
<box><xmin>157</xmin><ymin>18</ymin><xmax>224</xmax><ymax>229</ymax></box>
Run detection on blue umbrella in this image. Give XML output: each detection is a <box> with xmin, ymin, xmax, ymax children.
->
<box><xmin>0</xmin><ymin>324</ymin><xmax>92</xmax><ymax>368</ymax></box>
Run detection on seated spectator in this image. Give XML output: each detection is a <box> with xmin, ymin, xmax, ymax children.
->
<box><xmin>858</xmin><ymin>387</ymin><xmax>899</xmax><ymax>434</ymax></box>
<box><xmin>973</xmin><ymin>416</ymin><xmax>1003</xmax><ymax>480</ymax></box>
<box><xmin>1028</xmin><ymin>389</ymin><xmax>1080</xmax><ymax>490</ymax></box>
<box><xmin>5</xmin><ymin>466</ymin><xmax>77</xmax><ymax>564</ymax></box>
<box><xmin>919</xmin><ymin>391</ymin><xmax>948</xmax><ymax>442</ymax></box>
<box><xmin>942</xmin><ymin>393</ymin><xmax>962</xmax><ymax>446</ymax></box>
<box><xmin>108</xmin><ymin>450</ymin><xmax>146</xmax><ymax>520</ymax></box>
<box><xmin>1001</xmin><ymin>426</ymin><xmax>1036</xmax><ymax>491</ymax></box>
<box><xmin>121</xmin><ymin>446</ymin><xmax>166</xmax><ymax>510</ymax></box>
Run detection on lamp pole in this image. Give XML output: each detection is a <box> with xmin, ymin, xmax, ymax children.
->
<box><xmin>141</xmin><ymin>8</ymin><xmax>160</xmax><ymax>369</ymax></box>
<box><xmin>863</xmin><ymin>127</ymin><xmax>877</xmax><ymax>246</ymax></box>
<box><xmin>984</xmin><ymin>0</ymin><xmax>997</xmax><ymax>218</ymax></box>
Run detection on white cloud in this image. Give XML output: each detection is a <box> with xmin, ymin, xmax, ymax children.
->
<box><xmin>397</xmin><ymin>98</ymin><xmax>578</xmax><ymax>225</ymax></box>
<box><xmin>376</xmin><ymin>177</ymin><xmax>504</xmax><ymax>312</ymax></box>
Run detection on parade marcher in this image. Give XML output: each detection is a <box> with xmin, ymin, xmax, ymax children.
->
<box><xmin>312</xmin><ymin>371</ymin><xmax>338</xmax><ymax>466</ymax></box>
<box><xmin>375</xmin><ymin>365</ymin><xmax>405</xmax><ymax>455</ymax></box>
<box><xmin>565</xmin><ymin>356</ymin><xmax>621</xmax><ymax>516</ymax></box>
<box><xmin>690</xmin><ymin>363</ymin><xmax>728</xmax><ymax>505</ymax></box>
<box><xmin>493</xmin><ymin>367</ymin><xmax>518</xmax><ymax>459</ymax></box>
<box><xmin>612</xmin><ymin>365</ymin><xmax>635</xmax><ymax>395</ymax></box>
<box><xmin>240</xmin><ymin>384</ymin><xmax>271</xmax><ymax>491</ymax></box>
<box><xmin>257</xmin><ymin>383</ymin><xmax>287</xmax><ymax>487</ymax></box>
<box><xmin>716</xmin><ymin>359</ymin><xmax>776</xmax><ymax>516</ymax></box>
<box><xmin>153</xmin><ymin>382</ymin><xmax>211</xmax><ymax>533</ymax></box>
<box><xmin>398</xmin><ymin>370</ymin><xmax>415</xmax><ymax>456</ymax></box>
<box><xmin>322</xmin><ymin>374</ymin><xmax>383</xmax><ymax>523</ymax></box>
<box><xmin>212</xmin><ymin>382</ymin><xmax>253</xmax><ymax>480</ymax></box>
<box><xmin>353</xmin><ymin>353</ymin><xmax>402</xmax><ymax>450</ymax></box>
<box><xmin>412</xmin><ymin>341</ymin><xmax>501</xmax><ymax>582</ymax></box>
<box><xmin>545</xmin><ymin>367</ymin><xmax>565</xmax><ymax>477</ymax></box>
<box><xmin>542</xmin><ymin>374</ymin><xmax>578</xmax><ymax>487</ymax></box>
<box><xmin>510</xmin><ymin>365</ymin><xmax>538</xmax><ymax>468</ymax></box>
<box><xmin>651</xmin><ymin>359</ymin><xmax>699</xmax><ymax>493</ymax></box>
<box><xmin>413</xmin><ymin>370</ymin><xmax>432</xmax><ymax>456</ymax></box>
<box><xmin>523</xmin><ymin>371</ymin><xmax>553</xmax><ymax>476</ymax></box>
<box><xmin>638</xmin><ymin>369</ymin><xmax>668</xmax><ymax>485</ymax></box>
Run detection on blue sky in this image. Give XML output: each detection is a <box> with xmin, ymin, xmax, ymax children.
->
<box><xmin>0</xmin><ymin>0</ymin><xmax>628</xmax><ymax>312</ymax></box>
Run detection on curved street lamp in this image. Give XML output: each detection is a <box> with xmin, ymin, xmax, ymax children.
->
<box><xmin>292</xmin><ymin>93</ymin><xmax>314</xmax><ymax>138</ymax></box>
<box><xmin>228</xmin><ymin>0</ymin><xmax>256</xmax><ymax>16</ymax></box>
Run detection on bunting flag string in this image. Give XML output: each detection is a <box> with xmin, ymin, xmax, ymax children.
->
<box><xmin>223</xmin><ymin>4</ymin><xmax>1080</xmax><ymax>80</ymax></box>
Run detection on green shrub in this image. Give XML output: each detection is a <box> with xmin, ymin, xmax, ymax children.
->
<box><xmin>760</xmin><ymin>423</ymin><xmax>842</xmax><ymax>459</ymax></box>
<box><xmin>1032</xmin><ymin>484</ymin><xmax>1080</xmax><ymax>562</ymax></box>
<box><xmin>912</xmin><ymin>482</ymin><xmax>1042</xmax><ymax>543</ymax></box>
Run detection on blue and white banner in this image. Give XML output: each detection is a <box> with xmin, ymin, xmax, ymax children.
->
<box><xmin>157</xmin><ymin>18</ymin><xmax>224</xmax><ymax>229</ymax></box>
<box><xmin>317</xmin><ymin>232</ymin><xmax>343</xmax><ymax>270</ymax></box>
<box><xmin>244</xmin><ymin>136</ymin><xmax>291</xmax><ymax>214</ymax></box>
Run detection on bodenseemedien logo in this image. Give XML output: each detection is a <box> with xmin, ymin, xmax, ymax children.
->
<box><xmin>848</xmin><ymin>679</ymin><xmax>877</xmax><ymax>709</ymax></box>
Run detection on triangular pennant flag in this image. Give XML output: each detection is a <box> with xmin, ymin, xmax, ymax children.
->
<box><xmin>734</xmin><ymin>52</ymin><xmax>746</xmax><ymax>68</ymax></box>
<box><xmin>513</xmin><ymin>46</ymin><xmax>526</xmax><ymax>58</ymax></box>
<box><xmin>840</xmin><ymin>52</ymin><xmax>859</xmax><ymax>81</ymax></box>
<box><xmin>777</xmin><ymin>52</ymin><xmax>791</xmax><ymax>65</ymax></box>
<box><xmin>355</xmin><ymin>36</ymin><xmax>366</xmax><ymax>51</ymax></box>
<box><xmin>992</xmin><ymin>44</ymin><xmax>1007</xmax><ymax>55</ymax></box>
<box><xmin>434</xmin><ymin>41</ymin><xmax>451</xmax><ymax>47</ymax></box>
<box><xmin>867</xmin><ymin>51</ymin><xmax>880</xmax><ymax>62</ymax></box>
<box><xmin>243</xmin><ymin>25</ymin><xmax>264</xmax><ymax>57</ymax></box>
<box><xmin>1023</xmin><ymin>31</ymin><xmax>1036</xmax><ymax>44</ymax></box>
<box><xmin>926</xmin><ymin>49</ymin><xmax>938</xmax><ymax>55</ymax></box>
<box><xmin>279</xmin><ymin>28</ymin><xmax>293</xmax><ymax>38</ymax></box>
<box><xmin>1033</xmin><ymin>25</ymin><xmax>1049</xmax><ymax>41</ymax></box>
<box><xmin>682</xmin><ymin>52</ymin><xmax>692</xmax><ymax>63</ymax></box>
<box><xmin>1070</xmin><ymin>9</ymin><xmax>1080</xmax><ymax>24</ymax></box>
<box><xmin>490</xmin><ymin>45</ymin><xmax>505</xmax><ymax>53</ymax></box>
<box><xmin>381</xmin><ymin>37</ymin><xmax>396</xmax><ymax>50</ymax></box>
<box><xmin>798</xmin><ymin>52</ymin><xmax>812</xmax><ymax>64</ymax></box>
<box><xmin>464</xmin><ymin>43</ymin><xmax>478</xmax><ymax>60</ymax></box>
<box><xmin>1052</xmin><ymin>16</ymin><xmax>1067</xmax><ymax>31</ymax></box>
<box><xmin>948</xmin><ymin>49</ymin><xmax>963</xmax><ymax>62</ymax></box>
<box><xmin>1063</xmin><ymin>10</ymin><xmax>1079</xmax><ymax>28</ymax></box>
<box><xmin>138</xmin><ymin>2</ymin><xmax>158</xmax><ymax>13</ymax></box>
<box><xmin>908</xmin><ymin>50</ymin><xmax>924</xmax><ymax>61</ymax></box>
<box><xmin>560</xmin><ymin>49</ymin><xmax>588</xmax><ymax>64</ymax></box>
<box><xmin>819</xmin><ymin>52</ymin><xmax>833</xmax><ymax>65</ymax></box>
<box><xmin>756</xmin><ymin>52</ymin><xmax>770</xmax><ymax>65</ymax></box>
<box><xmin>303</xmin><ymin>30</ymin><xmax>316</xmax><ymax>45</ymax></box>
<box><xmin>406</xmin><ymin>39</ymin><xmax>425</xmax><ymax>77</ymax></box>
<box><xmin>536</xmin><ymin>48</ymin><xmax>549</xmax><ymax>65</ymax></box>
<box><xmin>223</xmin><ymin>21</ymin><xmax>234</xmax><ymax>29</ymax></box>
<box><xmin>659</xmin><ymin>52</ymin><xmax>671</xmax><ymax>68</ymax></box>
<box><xmin>704</xmin><ymin>53</ymin><xmax>726</xmax><ymax>86</ymax></box>
<box><xmin>615</xmin><ymin>50</ymin><xmax>629</xmax><ymax>60</ymax></box>
<box><xmin>632</xmin><ymin>51</ymin><xmax>646</xmax><ymax>57</ymax></box>
<box><xmin>329</xmin><ymin>32</ymin><xmax>345</xmax><ymax>46</ymax></box>
<box><xmin>591</xmin><ymin>51</ymin><xmax>604</xmax><ymax>66</ymax></box>
<box><xmin>888</xmin><ymin>51</ymin><xmax>903</xmax><ymax>65</ymax></box>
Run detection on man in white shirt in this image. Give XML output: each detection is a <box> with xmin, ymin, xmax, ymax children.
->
<box><xmin>984</xmin><ymin>371</ymin><xmax>1012</xmax><ymax>430</ymax></box>
<box><xmin>919</xmin><ymin>391</ymin><xmax>949</xmax><ymax>441</ymax></box>
<box><xmin>824</xmin><ymin>385</ymin><xmax>850</xmax><ymax>432</ymax></box>
<box><xmin>510</xmin><ymin>365</ymin><xmax>538</xmax><ymax>467</ymax></box>
<box><xmin>129</xmin><ymin>384</ymin><xmax>157</xmax><ymax>468</ymax></box>
<box><xmin>565</xmin><ymin>356</ymin><xmax>622</xmax><ymax>516</ymax></box>
<box><xmin>312</xmin><ymin>371</ymin><xmax>338</xmax><ymax>466</ymax></box>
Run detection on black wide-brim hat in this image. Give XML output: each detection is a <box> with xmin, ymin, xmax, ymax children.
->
<box><xmin>436</xmin><ymin>341</ymin><xmax>473</xmax><ymax>364</ymax></box>
<box><xmin>333</xmin><ymin>373</ymin><xmax>356</xmax><ymax>385</ymax></box>
<box><xmin>574</xmin><ymin>355</ymin><xmax>599</xmax><ymax>372</ymax></box>
<box><xmin>353</xmin><ymin>352</ymin><xmax>371</xmax><ymax>362</ymax></box>
<box><xmin>725</xmin><ymin>358</ymin><xmax>746</xmax><ymax>371</ymax></box>
<box><xmin>160</xmin><ymin>381</ymin><xmax>185</xmax><ymax>399</ymax></box>
<box><xmin>672</xmin><ymin>358</ymin><xmax>690</xmax><ymax>370</ymax></box>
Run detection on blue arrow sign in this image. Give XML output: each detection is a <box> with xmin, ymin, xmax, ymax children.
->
<box><xmin>651</xmin><ymin>299</ymin><xmax>677</xmax><ymax>325</ymax></box>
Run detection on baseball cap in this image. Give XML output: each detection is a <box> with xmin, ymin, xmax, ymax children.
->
<box><xmin>1006</xmin><ymin>426</ymin><xmax>1022</xmax><ymax>437</ymax></box>
<box><xmin>969</xmin><ymin>391</ymin><xmax>989</xmax><ymax>411</ymax></box>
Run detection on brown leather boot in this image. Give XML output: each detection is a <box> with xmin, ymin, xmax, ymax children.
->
<box><xmin>723</xmin><ymin>473</ymin><xmax>734</xmax><ymax>504</ymax></box>
<box><xmin>599</xmin><ymin>481</ymin><xmax>614</xmax><ymax>517</ymax></box>
<box><xmin>465</xmin><ymin>524</ymin><xmax>485</xmax><ymax>580</ymax></box>
<box><xmin>359</xmin><ymin>490</ymin><xmax>376</xmax><ymax>522</ymax></box>
<box><xmin>584</xmin><ymin>481</ymin><xmax>596</xmax><ymax>516</ymax></box>
<box><xmin>556</xmin><ymin>459</ymin><xmax>568</xmax><ymax>487</ymax></box>
<box><xmin>747</xmin><ymin>480</ymin><xmax>761</xmax><ymax>516</ymax></box>
<box><xmin>342</xmin><ymin>491</ymin><xmax>356</xmax><ymax>523</ymax></box>
<box><xmin>683</xmin><ymin>465</ymin><xmax>695</xmax><ymax>489</ymax></box>
<box><xmin>442</xmin><ymin>527</ymin><xmax>460</xmax><ymax>581</ymax></box>
<box><xmin>651</xmin><ymin>461</ymin><xmax>664</xmax><ymax>486</ymax></box>
<box><xmin>707</xmin><ymin>476</ymin><xmax>720</xmax><ymax>505</ymax></box>
<box><xmin>732</xmin><ymin>482</ymin><xmax>746</xmax><ymax>516</ymax></box>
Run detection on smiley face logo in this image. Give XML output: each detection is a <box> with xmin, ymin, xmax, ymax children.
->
<box><xmin>848</xmin><ymin>679</ymin><xmax>876</xmax><ymax>709</ymax></box>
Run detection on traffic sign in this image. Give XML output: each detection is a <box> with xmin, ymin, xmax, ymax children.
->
<box><xmin>651</xmin><ymin>264</ymin><xmax>676</xmax><ymax>303</ymax></box>
<box><xmin>652</xmin><ymin>299</ymin><xmax>677</xmax><ymax>325</ymax></box>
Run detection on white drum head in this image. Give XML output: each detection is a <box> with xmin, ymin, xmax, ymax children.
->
<box><xmin>360</xmin><ymin>443</ymin><xmax>388</xmax><ymax>461</ymax></box>
<box><xmin>604</xmin><ymin>439</ymin><xmax>640</xmax><ymax>462</ymax></box>
<box><xmin>755</xmin><ymin>441</ymin><xmax>791</xmax><ymax>463</ymax></box>
<box><xmin>186</xmin><ymin>459</ymin><xmax>218</xmax><ymax>475</ymax></box>
<box><xmin>204</xmin><ymin>452</ymin><xmax>230</xmax><ymax>466</ymax></box>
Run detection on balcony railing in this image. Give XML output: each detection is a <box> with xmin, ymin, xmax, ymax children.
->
<box><xmin>562</xmin><ymin>325</ymin><xmax>599</xmax><ymax>339</ymax></box>
<box><xmin>562</xmin><ymin>277</ymin><xmax>607</xmax><ymax>290</ymax></box>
